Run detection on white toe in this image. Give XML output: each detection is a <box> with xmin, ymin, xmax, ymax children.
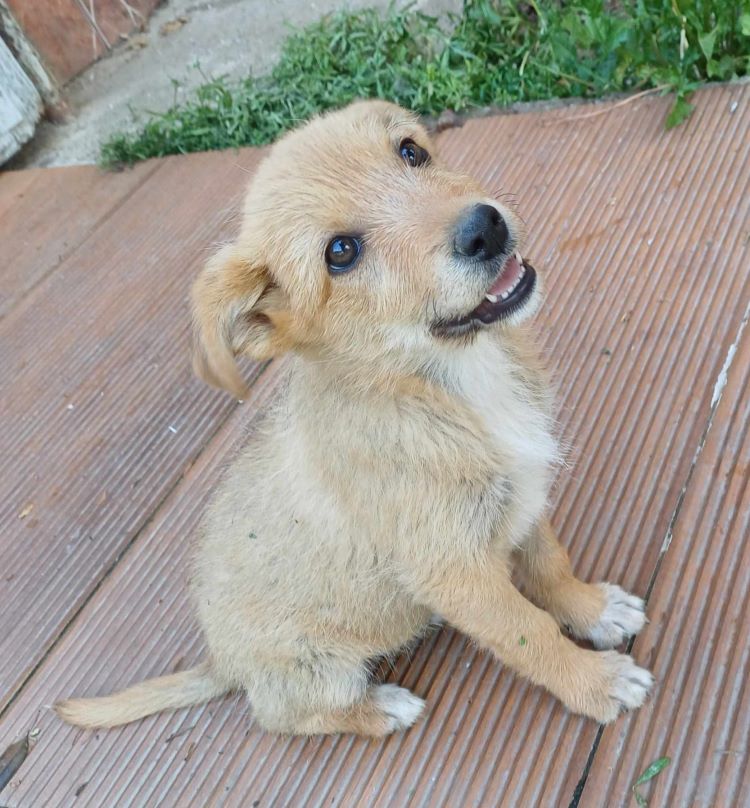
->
<box><xmin>372</xmin><ymin>684</ymin><xmax>425</xmax><ymax>730</ymax></box>
<box><xmin>605</xmin><ymin>652</ymin><xmax>654</xmax><ymax>712</ymax></box>
<box><xmin>588</xmin><ymin>583</ymin><xmax>647</xmax><ymax>649</ymax></box>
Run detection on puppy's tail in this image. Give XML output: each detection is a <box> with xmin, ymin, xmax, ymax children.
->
<box><xmin>54</xmin><ymin>662</ymin><xmax>229</xmax><ymax>729</ymax></box>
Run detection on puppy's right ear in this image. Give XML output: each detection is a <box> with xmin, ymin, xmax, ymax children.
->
<box><xmin>191</xmin><ymin>244</ymin><xmax>282</xmax><ymax>398</ymax></box>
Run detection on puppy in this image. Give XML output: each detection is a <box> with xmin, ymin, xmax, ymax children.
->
<box><xmin>57</xmin><ymin>101</ymin><xmax>653</xmax><ymax>736</ymax></box>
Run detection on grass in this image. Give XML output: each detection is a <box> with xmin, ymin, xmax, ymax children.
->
<box><xmin>101</xmin><ymin>0</ymin><xmax>750</xmax><ymax>166</ymax></box>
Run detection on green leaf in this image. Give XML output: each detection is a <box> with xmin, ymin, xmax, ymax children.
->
<box><xmin>0</xmin><ymin>733</ymin><xmax>31</xmax><ymax>792</ymax></box>
<box><xmin>634</xmin><ymin>756</ymin><xmax>671</xmax><ymax>786</ymax></box>
<box><xmin>665</xmin><ymin>96</ymin><xmax>694</xmax><ymax>129</ymax></box>
<box><xmin>698</xmin><ymin>29</ymin><xmax>717</xmax><ymax>60</ymax></box>
<box><xmin>631</xmin><ymin>756</ymin><xmax>670</xmax><ymax>807</ymax></box>
<box><xmin>740</xmin><ymin>13</ymin><xmax>750</xmax><ymax>36</ymax></box>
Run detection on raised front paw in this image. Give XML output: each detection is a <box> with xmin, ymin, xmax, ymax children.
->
<box><xmin>584</xmin><ymin>583</ymin><xmax>647</xmax><ymax>649</ymax></box>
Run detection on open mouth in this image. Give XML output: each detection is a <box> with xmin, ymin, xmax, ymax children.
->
<box><xmin>433</xmin><ymin>252</ymin><xmax>537</xmax><ymax>337</ymax></box>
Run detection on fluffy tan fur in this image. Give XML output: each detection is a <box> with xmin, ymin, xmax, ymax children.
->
<box><xmin>56</xmin><ymin>101</ymin><xmax>652</xmax><ymax>736</ymax></box>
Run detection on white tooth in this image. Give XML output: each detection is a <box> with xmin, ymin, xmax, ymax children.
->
<box><xmin>485</xmin><ymin>293</ymin><xmax>498</xmax><ymax>303</ymax></box>
<box><xmin>515</xmin><ymin>250</ymin><xmax>523</xmax><ymax>263</ymax></box>
<box><xmin>501</xmin><ymin>290</ymin><xmax>509</xmax><ymax>300</ymax></box>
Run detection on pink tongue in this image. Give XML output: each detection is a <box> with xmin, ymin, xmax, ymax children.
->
<box><xmin>487</xmin><ymin>255</ymin><xmax>522</xmax><ymax>297</ymax></box>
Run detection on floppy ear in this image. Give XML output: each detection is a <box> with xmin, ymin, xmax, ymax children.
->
<box><xmin>191</xmin><ymin>244</ymin><xmax>291</xmax><ymax>398</ymax></box>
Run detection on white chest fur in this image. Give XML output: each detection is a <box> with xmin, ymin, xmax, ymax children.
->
<box><xmin>454</xmin><ymin>338</ymin><xmax>559</xmax><ymax>543</ymax></box>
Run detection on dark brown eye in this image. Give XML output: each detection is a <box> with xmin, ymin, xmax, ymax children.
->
<box><xmin>325</xmin><ymin>236</ymin><xmax>361</xmax><ymax>273</ymax></box>
<box><xmin>399</xmin><ymin>138</ymin><xmax>430</xmax><ymax>167</ymax></box>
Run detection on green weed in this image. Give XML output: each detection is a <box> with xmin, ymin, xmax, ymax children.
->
<box><xmin>101</xmin><ymin>0</ymin><xmax>750</xmax><ymax>165</ymax></box>
<box><xmin>632</xmin><ymin>756</ymin><xmax>671</xmax><ymax>806</ymax></box>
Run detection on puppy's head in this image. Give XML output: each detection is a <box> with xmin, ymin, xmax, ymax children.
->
<box><xmin>192</xmin><ymin>101</ymin><xmax>540</xmax><ymax>396</ymax></box>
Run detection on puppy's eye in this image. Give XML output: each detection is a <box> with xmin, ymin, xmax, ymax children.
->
<box><xmin>325</xmin><ymin>236</ymin><xmax>361</xmax><ymax>273</ymax></box>
<box><xmin>399</xmin><ymin>138</ymin><xmax>430</xmax><ymax>167</ymax></box>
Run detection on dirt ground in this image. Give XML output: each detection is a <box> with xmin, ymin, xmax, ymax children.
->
<box><xmin>10</xmin><ymin>0</ymin><xmax>460</xmax><ymax>168</ymax></box>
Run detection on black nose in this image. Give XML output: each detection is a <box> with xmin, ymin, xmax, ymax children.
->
<box><xmin>453</xmin><ymin>204</ymin><xmax>509</xmax><ymax>261</ymax></box>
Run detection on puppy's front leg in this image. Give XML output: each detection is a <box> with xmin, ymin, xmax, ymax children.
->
<box><xmin>406</xmin><ymin>547</ymin><xmax>653</xmax><ymax>723</ymax></box>
<box><xmin>514</xmin><ymin>518</ymin><xmax>647</xmax><ymax>649</ymax></box>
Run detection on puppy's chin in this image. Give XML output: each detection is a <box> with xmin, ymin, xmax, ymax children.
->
<box><xmin>379</xmin><ymin>322</ymin><xmax>438</xmax><ymax>358</ymax></box>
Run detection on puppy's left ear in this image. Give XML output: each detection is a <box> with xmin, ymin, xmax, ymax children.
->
<box><xmin>191</xmin><ymin>244</ymin><xmax>292</xmax><ymax>398</ymax></box>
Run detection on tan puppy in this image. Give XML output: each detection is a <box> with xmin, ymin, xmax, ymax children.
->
<box><xmin>57</xmin><ymin>101</ymin><xmax>653</xmax><ymax>736</ymax></box>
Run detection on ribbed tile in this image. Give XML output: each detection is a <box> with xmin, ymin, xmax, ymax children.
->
<box><xmin>0</xmin><ymin>160</ymin><xmax>158</xmax><ymax>317</ymax></box>
<box><xmin>1</xmin><ymin>84</ymin><xmax>748</xmax><ymax>807</ymax></box>
<box><xmin>0</xmin><ymin>148</ymin><xmax>264</xmax><ymax>710</ymax></box>
<box><xmin>580</xmin><ymin>310</ymin><xmax>750</xmax><ymax>807</ymax></box>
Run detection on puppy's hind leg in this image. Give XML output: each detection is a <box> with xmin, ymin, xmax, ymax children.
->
<box><xmin>247</xmin><ymin>653</ymin><xmax>425</xmax><ymax>737</ymax></box>
<box><xmin>514</xmin><ymin>519</ymin><xmax>647</xmax><ymax>649</ymax></box>
<box><xmin>293</xmin><ymin>684</ymin><xmax>425</xmax><ymax>736</ymax></box>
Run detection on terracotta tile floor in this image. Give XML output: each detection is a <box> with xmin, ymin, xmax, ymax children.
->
<box><xmin>1</xmin><ymin>84</ymin><xmax>748</xmax><ymax>807</ymax></box>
